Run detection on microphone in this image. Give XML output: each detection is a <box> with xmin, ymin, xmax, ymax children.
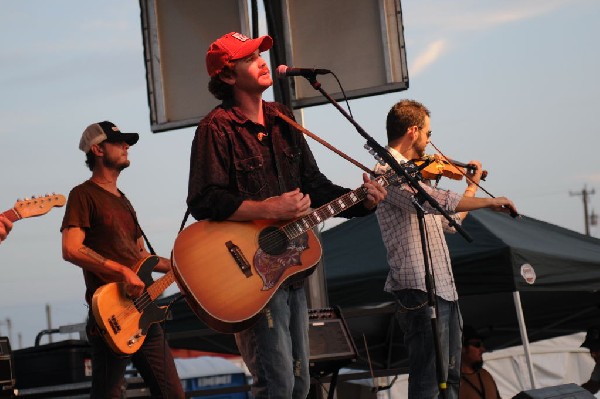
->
<box><xmin>275</xmin><ymin>65</ymin><xmax>331</xmax><ymax>79</ymax></box>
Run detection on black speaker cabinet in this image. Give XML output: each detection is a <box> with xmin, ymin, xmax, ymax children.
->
<box><xmin>0</xmin><ymin>337</ymin><xmax>15</xmax><ymax>388</ymax></box>
<box><xmin>308</xmin><ymin>307</ymin><xmax>357</xmax><ymax>377</ymax></box>
<box><xmin>512</xmin><ymin>383</ymin><xmax>595</xmax><ymax>399</ymax></box>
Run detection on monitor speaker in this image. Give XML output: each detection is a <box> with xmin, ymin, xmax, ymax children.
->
<box><xmin>512</xmin><ymin>383</ymin><xmax>595</xmax><ymax>398</ymax></box>
<box><xmin>308</xmin><ymin>307</ymin><xmax>357</xmax><ymax>377</ymax></box>
<box><xmin>0</xmin><ymin>337</ymin><xmax>15</xmax><ymax>388</ymax></box>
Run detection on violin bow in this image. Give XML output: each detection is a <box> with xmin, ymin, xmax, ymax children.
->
<box><xmin>430</xmin><ymin>141</ymin><xmax>519</xmax><ymax>218</ymax></box>
<box><xmin>429</xmin><ymin>141</ymin><xmax>494</xmax><ymax>197</ymax></box>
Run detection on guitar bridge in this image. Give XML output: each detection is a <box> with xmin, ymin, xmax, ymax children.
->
<box><xmin>225</xmin><ymin>241</ymin><xmax>253</xmax><ymax>277</ymax></box>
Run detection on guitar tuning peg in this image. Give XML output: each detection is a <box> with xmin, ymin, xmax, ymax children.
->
<box><xmin>363</xmin><ymin>143</ymin><xmax>372</xmax><ymax>150</ymax></box>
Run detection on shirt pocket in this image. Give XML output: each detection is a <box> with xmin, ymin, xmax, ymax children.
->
<box><xmin>282</xmin><ymin>147</ymin><xmax>302</xmax><ymax>185</ymax></box>
<box><xmin>234</xmin><ymin>155</ymin><xmax>267</xmax><ymax>197</ymax></box>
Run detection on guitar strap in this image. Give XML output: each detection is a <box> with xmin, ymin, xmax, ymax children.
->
<box><xmin>276</xmin><ymin>110</ymin><xmax>372</xmax><ymax>174</ymax></box>
<box><xmin>118</xmin><ymin>190</ymin><xmax>156</xmax><ymax>256</ymax></box>
<box><xmin>271</xmin><ymin>111</ymin><xmax>293</xmax><ymax>194</ymax></box>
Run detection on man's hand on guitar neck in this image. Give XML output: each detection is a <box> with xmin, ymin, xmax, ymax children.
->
<box><xmin>229</xmin><ymin>188</ymin><xmax>312</xmax><ymax>221</ymax></box>
<box><xmin>362</xmin><ymin>173</ymin><xmax>387</xmax><ymax>210</ymax></box>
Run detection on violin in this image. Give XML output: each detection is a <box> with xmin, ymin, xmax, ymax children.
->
<box><xmin>413</xmin><ymin>154</ymin><xmax>488</xmax><ymax>181</ymax></box>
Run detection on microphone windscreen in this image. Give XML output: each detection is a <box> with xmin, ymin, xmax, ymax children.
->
<box><xmin>275</xmin><ymin>65</ymin><xmax>289</xmax><ymax>79</ymax></box>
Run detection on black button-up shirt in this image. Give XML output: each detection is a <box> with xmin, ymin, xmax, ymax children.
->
<box><xmin>187</xmin><ymin>100</ymin><xmax>371</xmax><ymax>221</ymax></box>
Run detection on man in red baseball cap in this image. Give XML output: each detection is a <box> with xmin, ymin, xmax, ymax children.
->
<box><xmin>186</xmin><ymin>32</ymin><xmax>387</xmax><ymax>398</ymax></box>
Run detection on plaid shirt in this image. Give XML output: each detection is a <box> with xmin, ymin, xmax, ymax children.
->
<box><xmin>374</xmin><ymin>147</ymin><xmax>463</xmax><ymax>301</ymax></box>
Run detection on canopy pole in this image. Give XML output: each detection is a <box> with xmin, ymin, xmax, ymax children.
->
<box><xmin>513</xmin><ymin>291</ymin><xmax>537</xmax><ymax>389</ymax></box>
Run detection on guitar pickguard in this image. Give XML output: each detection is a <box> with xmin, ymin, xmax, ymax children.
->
<box><xmin>254</xmin><ymin>232</ymin><xmax>309</xmax><ymax>290</ymax></box>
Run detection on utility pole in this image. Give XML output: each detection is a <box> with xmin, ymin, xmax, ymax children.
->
<box><xmin>46</xmin><ymin>303</ymin><xmax>53</xmax><ymax>343</ymax></box>
<box><xmin>570</xmin><ymin>185</ymin><xmax>596</xmax><ymax>236</ymax></box>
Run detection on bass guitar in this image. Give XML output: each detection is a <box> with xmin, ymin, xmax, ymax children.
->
<box><xmin>91</xmin><ymin>255</ymin><xmax>175</xmax><ymax>355</ymax></box>
<box><xmin>1</xmin><ymin>193</ymin><xmax>66</xmax><ymax>222</ymax></box>
<box><xmin>172</xmin><ymin>170</ymin><xmax>400</xmax><ymax>333</ymax></box>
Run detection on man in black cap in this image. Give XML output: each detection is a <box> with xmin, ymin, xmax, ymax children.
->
<box><xmin>459</xmin><ymin>325</ymin><xmax>501</xmax><ymax>399</ymax></box>
<box><xmin>581</xmin><ymin>326</ymin><xmax>600</xmax><ymax>394</ymax></box>
<box><xmin>61</xmin><ymin>121</ymin><xmax>184</xmax><ymax>398</ymax></box>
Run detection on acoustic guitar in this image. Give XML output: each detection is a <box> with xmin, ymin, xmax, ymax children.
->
<box><xmin>92</xmin><ymin>255</ymin><xmax>176</xmax><ymax>355</ymax></box>
<box><xmin>1</xmin><ymin>193</ymin><xmax>66</xmax><ymax>222</ymax></box>
<box><xmin>172</xmin><ymin>170</ymin><xmax>400</xmax><ymax>333</ymax></box>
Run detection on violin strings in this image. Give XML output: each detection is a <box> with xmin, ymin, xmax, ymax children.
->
<box><xmin>429</xmin><ymin>141</ymin><xmax>495</xmax><ymax>198</ymax></box>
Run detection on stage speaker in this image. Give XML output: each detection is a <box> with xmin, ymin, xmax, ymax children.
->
<box><xmin>308</xmin><ymin>307</ymin><xmax>357</xmax><ymax>377</ymax></box>
<box><xmin>0</xmin><ymin>337</ymin><xmax>15</xmax><ymax>389</ymax></box>
<box><xmin>512</xmin><ymin>383</ymin><xmax>594</xmax><ymax>398</ymax></box>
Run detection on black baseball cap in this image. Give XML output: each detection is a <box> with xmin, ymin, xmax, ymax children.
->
<box><xmin>79</xmin><ymin>121</ymin><xmax>139</xmax><ymax>153</ymax></box>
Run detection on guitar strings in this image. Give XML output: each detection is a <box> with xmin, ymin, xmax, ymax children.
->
<box><xmin>107</xmin><ymin>289</ymin><xmax>156</xmax><ymax>329</ymax></box>
<box><xmin>107</xmin><ymin>274</ymin><xmax>174</xmax><ymax>329</ymax></box>
<box><xmin>257</xmin><ymin>185</ymin><xmax>370</xmax><ymax>248</ymax></box>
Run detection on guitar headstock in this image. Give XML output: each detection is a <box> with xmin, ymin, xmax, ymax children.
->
<box><xmin>13</xmin><ymin>193</ymin><xmax>66</xmax><ymax>219</ymax></box>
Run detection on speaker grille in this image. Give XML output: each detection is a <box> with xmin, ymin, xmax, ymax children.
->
<box><xmin>308</xmin><ymin>308</ymin><xmax>356</xmax><ymax>377</ymax></box>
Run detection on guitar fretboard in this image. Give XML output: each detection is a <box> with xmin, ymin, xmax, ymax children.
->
<box><xmin>147</xmin><ymin>271</ymin><xmax>175</xmax><ymax>301</ymax></box>
<box><xmin>1</xmin><ymin>209</ymin><xmax>21</xmax><ymax>223</ymax></box>
<box><xmin>281</xmin><ymin>172</ymin><xmax>395</xmax><ymax>240</ymax></box>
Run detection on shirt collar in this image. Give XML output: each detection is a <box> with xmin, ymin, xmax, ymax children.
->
<box><xmin>222</xmin><ymin>100</ymin><xmax>277</xmax><ymax>127</ymax></box>
<box><xmin>374</xmin><ymin>146</ymin><xmax>408</xmax><ymax>172</ymax></box>
<box><xmin>386</xmin><ymin>146</ymin><xmax>408</xmax><ymax>163</ymax></box>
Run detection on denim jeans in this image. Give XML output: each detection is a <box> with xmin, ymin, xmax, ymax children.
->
<box><xmin>394</xmin><ymin>289</ymin><xmax>462</xmax><ymax>399</ymax></box>
<box><xmin>87</xmin><ymin>317</ymin><xmax>185</xmax><ymax>399</ymax></box>
<box><xmin>235</xmin><ymin>285</ymin><xmax>310</xmax><ymax>399</ymax></box>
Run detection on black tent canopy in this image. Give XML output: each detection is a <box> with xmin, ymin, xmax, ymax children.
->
<box><xmin>322</xmin><ymin>209</ymin><xmax>600</xmax><ymax>302</ymax></box>
<box><xmin>319</xmin><ymin>209</ymin><xmax>600</xmax><ymax>372</ymax></box>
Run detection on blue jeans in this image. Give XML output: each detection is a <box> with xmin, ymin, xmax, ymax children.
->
<box><xmin>235</xmin><ymin>285</ymin><xmax>310</xmax><ymax>399</ymax></box>
<box><xmin>87</xmin><ymin>317</ymin><xmax>185</xmax><ymax>399</ymax></box>
<box><xmin>394</xmin><ymin>289</ymin><xmax>462</xmax><ymax>399</ymax></box>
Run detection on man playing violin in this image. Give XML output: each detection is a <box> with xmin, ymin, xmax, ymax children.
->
<box><xmin>373</xmin><ymin>99</ymin><xmax>517</xmax><ymax>399</ymax></box>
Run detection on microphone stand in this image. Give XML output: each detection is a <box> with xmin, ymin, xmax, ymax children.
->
<box><xmin>300</xmin><ymin>74</ymin><xmax>473</xmax><ymax>398</ymax></box>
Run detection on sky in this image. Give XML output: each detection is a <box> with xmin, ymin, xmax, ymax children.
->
<box><xmin>0</xmin><ymin>0</ymin><xmax>599</xmax><ymax>350</ymax></box>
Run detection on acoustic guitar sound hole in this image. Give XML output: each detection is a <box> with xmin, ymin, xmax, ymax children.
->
<box><xmin>258</xmin><ymin>226</ymin><xmax>289</xmax><ymax>255</ymax></box>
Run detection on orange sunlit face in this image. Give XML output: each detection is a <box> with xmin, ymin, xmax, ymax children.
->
<box><xmin>231</xmin><ymin>50</ymin><xmax>272</xmax><ymax>94</ymax></box>
<box><xmin>412</xmin><ymin>115</ymin><xmax>431</xmax><ymax>158</ymax></box>
<box><xmin>99</xmin><ymin>141</ymin><xmax>130</xmax><ymax>171</ymax></box>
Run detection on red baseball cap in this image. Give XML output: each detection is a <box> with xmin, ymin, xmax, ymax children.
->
<box><xmin>206</xmin><ymin>32</ymin><xmax>273</xmax><ymax>77</ymax></box>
